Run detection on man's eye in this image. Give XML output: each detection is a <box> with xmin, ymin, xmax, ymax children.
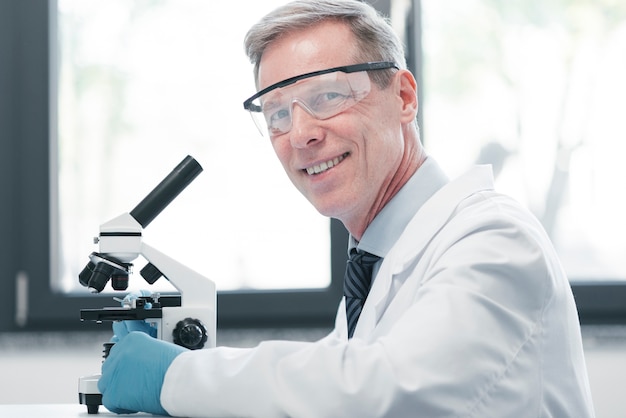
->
<box><xmin>268</xmin><ymin>107</ymin><xmax>290</xmax><ymax>123</ymax></box>
<box><xmin>324</xmin><ymin>91</ymin><xmax>344</xmax><ymax>100</ymax></box>
<box><xmin>313</xmin><ymin>91</ymin><xmax>349</xmax><ymax>109</ymax></box>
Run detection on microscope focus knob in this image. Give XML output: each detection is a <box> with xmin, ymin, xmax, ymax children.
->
<box><xmin>172</xmin><ymin>318</ymin><xmax>208</xmax><ymax>350</ymax></box>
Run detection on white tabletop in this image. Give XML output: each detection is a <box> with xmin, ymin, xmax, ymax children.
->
<box><xmin>0</xmin><ymin>404</ymin><xmax>160</xmax><ymax>417</ymax></box>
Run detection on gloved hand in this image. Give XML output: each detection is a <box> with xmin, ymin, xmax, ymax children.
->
<box><xmin>111</xmin><ymin>290</ymin><xmax>157</xmax><ymax>343</ymax></box>
<box><xmin>99</xmin><ymin>331</ymin><xmax>187</xmax><ymax>416</ymax></box>
<box><xmin>112</xmin><ymin>320</ymin><xmax>157</xmax><ymax>342</ymax></box>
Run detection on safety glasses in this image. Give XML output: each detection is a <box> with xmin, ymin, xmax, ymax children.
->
<box><xmin>243</xmin><ymin>61</ymin><xmax>398</xmax><ymax>137</ymax></box>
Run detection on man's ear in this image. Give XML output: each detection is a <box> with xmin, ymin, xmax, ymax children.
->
<box><xmin>397</xmin><ymin>69</ymin><xmax>419</xmax><ymax>124</ymax></box>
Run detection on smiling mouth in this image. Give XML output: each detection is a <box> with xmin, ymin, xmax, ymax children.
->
<box><xmin>305</xmin><ymin>152</ymin><xmax>349</xmax><ymax>175</ymax></box>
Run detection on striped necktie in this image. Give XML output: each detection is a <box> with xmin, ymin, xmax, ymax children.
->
<box><xmin>344</xmin><ymin>248</ymin><xmax>381</xmax><ymax>338</ymax></box>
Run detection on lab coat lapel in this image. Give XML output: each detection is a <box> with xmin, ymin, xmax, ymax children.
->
<box><xmin>353</xmin><ymin>165</ymin><xmax>495</xmax><ymax>339</ymax></box>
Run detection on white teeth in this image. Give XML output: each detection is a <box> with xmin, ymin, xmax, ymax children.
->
<box><xmin>306</xmin><ymin>154</ymin><xmax>345</xmax><ymax>175</ymax></box>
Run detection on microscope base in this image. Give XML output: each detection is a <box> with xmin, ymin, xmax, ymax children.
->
<box><xmin>78</xmin><ymin>374</ymin><xmax>102</xmax><ymax>414</ymax></box>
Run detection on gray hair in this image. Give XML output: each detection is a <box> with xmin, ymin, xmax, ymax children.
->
<box><xmin>244</xmin><ymin>0</ymin><xmax>406</xmax><ymax>88</ymax></box>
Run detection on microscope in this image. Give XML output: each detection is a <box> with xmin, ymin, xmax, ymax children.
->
<box><xmin>77</xmin><ymin>156</ymin><xmax>216</xmax><ymax>414</ymax></box>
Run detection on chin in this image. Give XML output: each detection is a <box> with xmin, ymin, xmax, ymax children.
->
<box><xmin>308</xmin><ymin>198</ymin><xmax>350</xmax><ymax>220</ymax></box>
<box><xmin>300</xmin><ymin>185</ymin><xmax>356</xmax><ymax>219</ymax></box>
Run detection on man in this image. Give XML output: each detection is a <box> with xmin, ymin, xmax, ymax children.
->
<box><xmin>98</xmin><ymin>1</ymin><xmax>595</xmax><ymax>416</ymax></box>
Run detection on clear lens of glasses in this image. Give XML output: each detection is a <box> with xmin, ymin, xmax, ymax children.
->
<box><xmin>248</xmin><ymin>70</ymin><xmax>372</xmax><ymax>137</ymax></box>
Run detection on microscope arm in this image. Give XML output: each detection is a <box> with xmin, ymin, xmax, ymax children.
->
<box><xmin>140</xmin><ymin>242</ymin><xmax>216</xmax><ymax>347</ymax></box>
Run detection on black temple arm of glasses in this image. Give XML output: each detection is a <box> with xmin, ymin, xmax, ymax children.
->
<box><xmin>243</xmin><ymin>61</ymin><xmax>398</xmax><ymax>111</ymax></box>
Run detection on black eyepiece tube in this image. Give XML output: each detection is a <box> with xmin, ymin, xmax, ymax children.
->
<box><xmin>129</xmin><ymin>155</ymin><xmax>203</xmax><ymax>228</ymax></box>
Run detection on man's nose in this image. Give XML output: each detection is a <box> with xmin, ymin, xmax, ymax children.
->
<box><xmin>289</xmin><ymin>101</ymin><xmax>322</xmax><ymax>148</ymax></box>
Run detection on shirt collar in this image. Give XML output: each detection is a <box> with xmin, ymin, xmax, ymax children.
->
<box><xmin>350</xmin><ymin>157</ymin><xmax>449</xmax><ymax>257</ymax></box>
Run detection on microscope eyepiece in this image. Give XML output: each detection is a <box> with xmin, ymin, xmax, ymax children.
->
<box><xmin>129</xmin><ymin>155</ymin><xmax>203</xmax><ymax>228</ymax></box>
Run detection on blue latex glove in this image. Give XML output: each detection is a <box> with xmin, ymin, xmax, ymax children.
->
<box><xmin>99</xmin><ymin>331</ymin><xmax>187</xmax><ymax>415</ymax></box>
<box><xmin>112</xmin><ymin>320</ymin><xmax>157</xmax><ymax>342</ymax></box>
<box><xmin>111</xmin><ymin>290</ymin><xmax>157</xmax><ymax>343</ymax></box>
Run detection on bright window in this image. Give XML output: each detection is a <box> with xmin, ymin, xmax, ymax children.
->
<box><xmin>56</xmin><ymin>0</ymin><xmax>330</xmax><ymax>293</ymax></box>
<box><xmin>422</xmin><ymin>0</ymin><xmax>626</xmax><ymax>281</ymax></box>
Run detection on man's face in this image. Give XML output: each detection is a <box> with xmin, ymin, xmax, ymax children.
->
<box><xmin>257</xmin><ymin>21</ymin><xmax>407</xmax><ymax>228</ymax></box>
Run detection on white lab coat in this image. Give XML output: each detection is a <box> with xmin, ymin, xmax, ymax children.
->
<box><xmin>161</xmin><ymin>166</ymin><xmax>595</xmax><ymax>417</ymax></box>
